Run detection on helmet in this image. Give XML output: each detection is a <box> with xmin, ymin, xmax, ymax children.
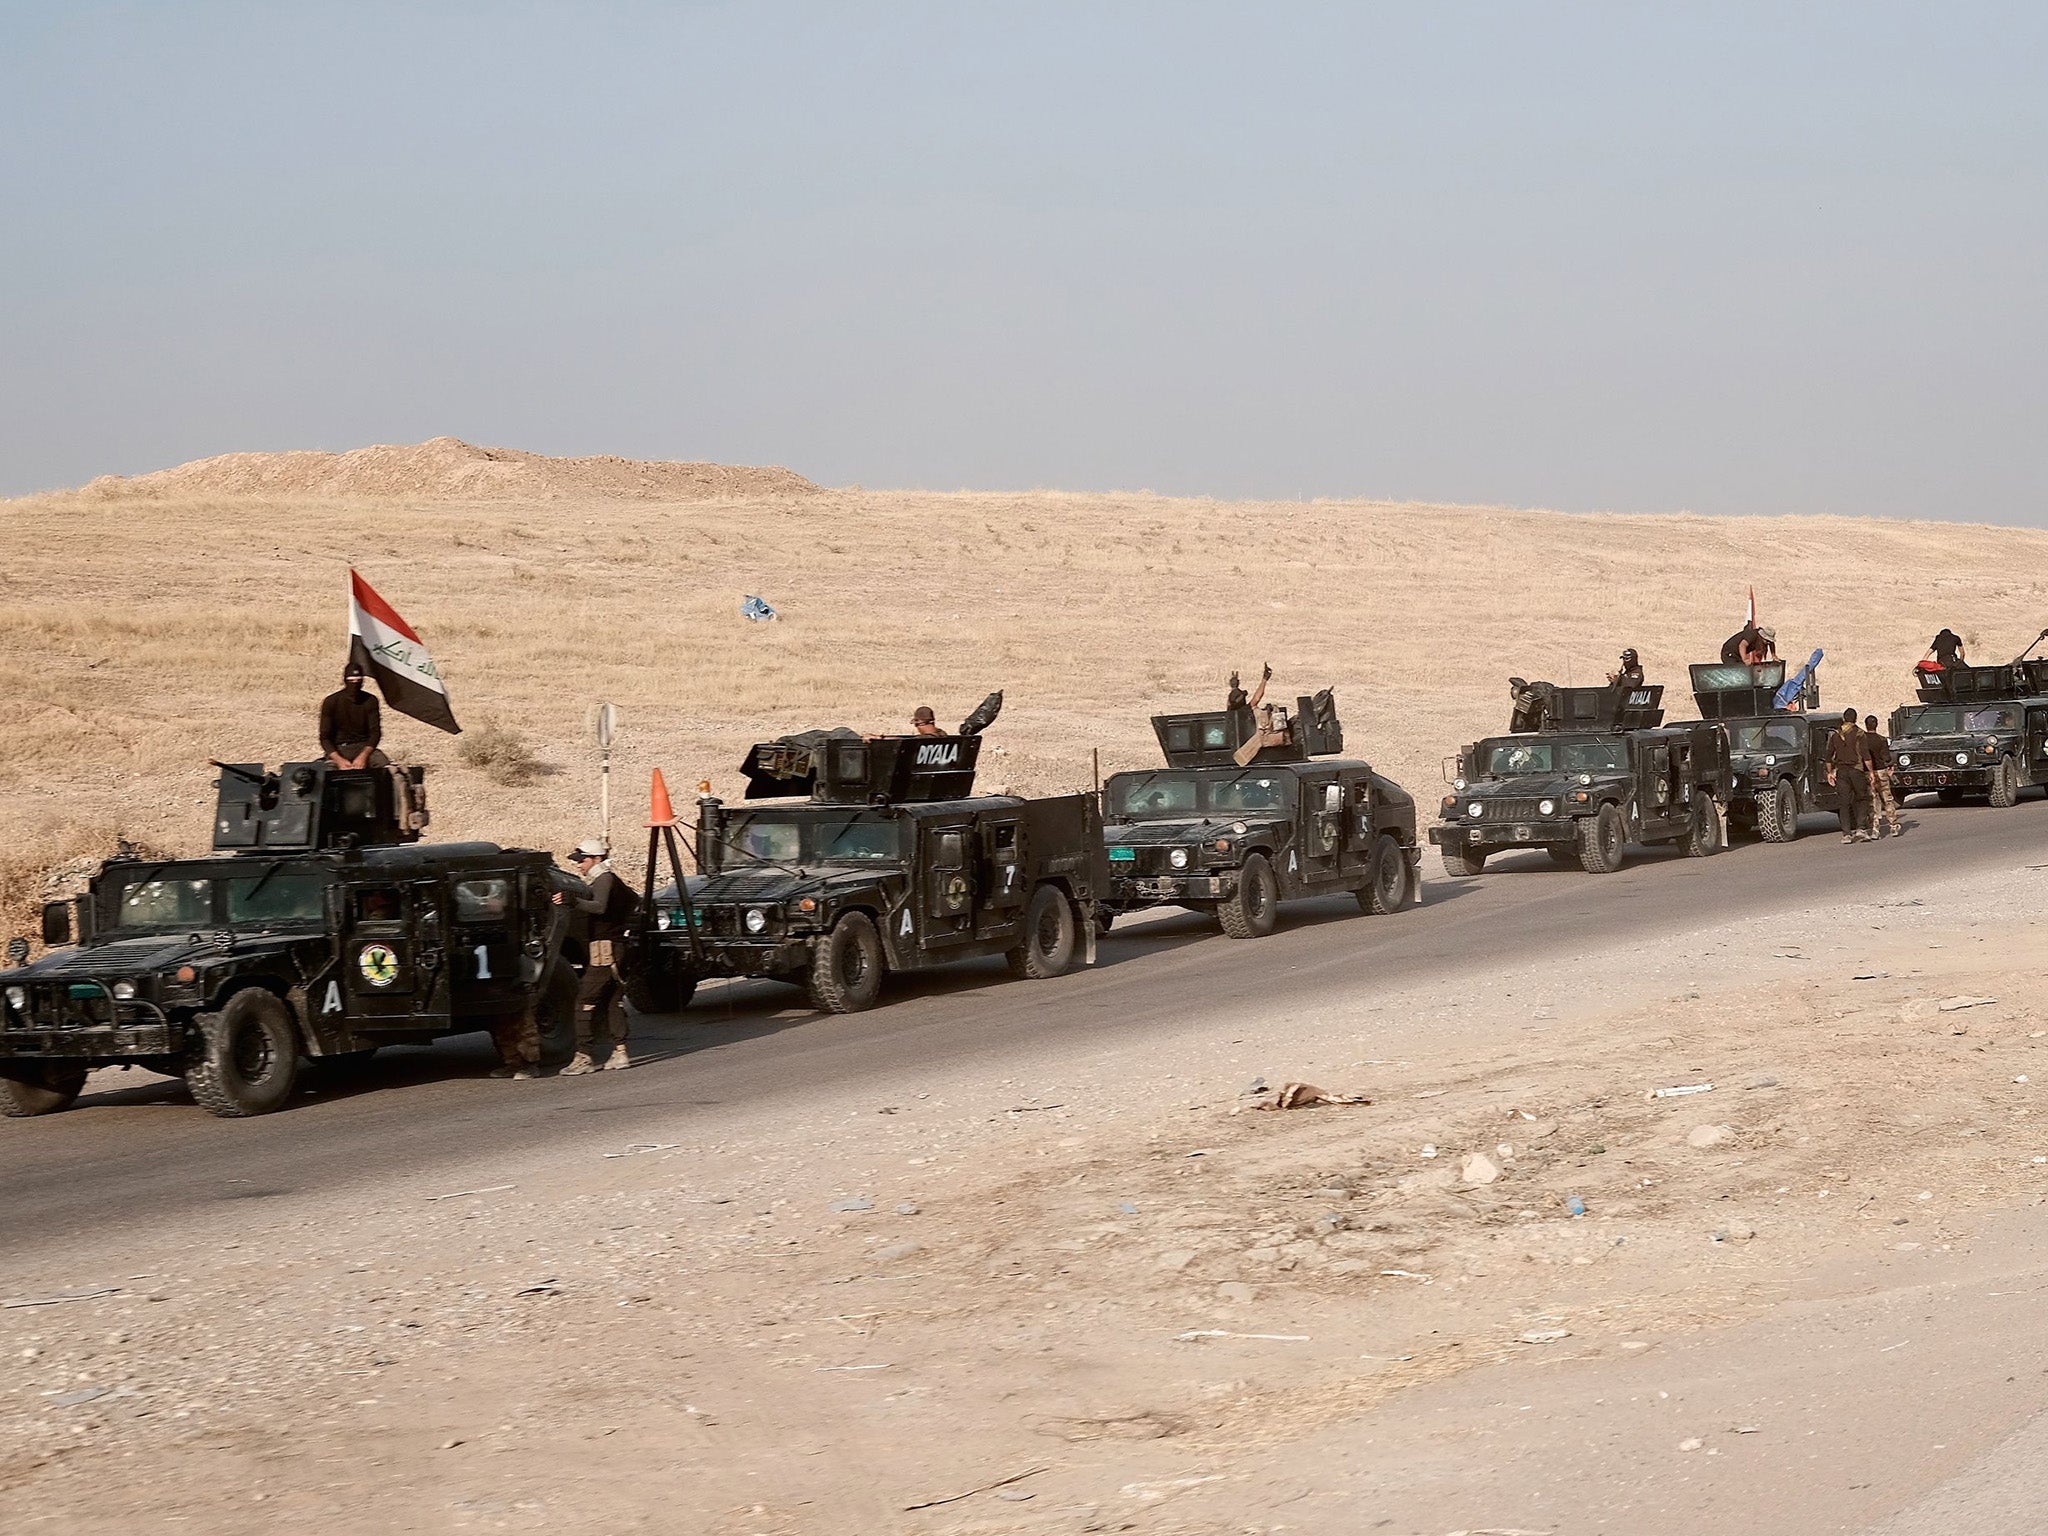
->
<box><xmin>1620</xmin><ymin>648</ymin><xmax>1639</xmax><ymax>665</ymax></box>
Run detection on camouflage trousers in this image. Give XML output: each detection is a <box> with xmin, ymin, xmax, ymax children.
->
<box><xmin>1870</xmin><ymin>770</ymin><xmax>1901</xmax><ymax>832</ymax></box>
<box><xmin>490</xmin><ymin>1009</ymin><xmax>540</xmax><ymax>1068</ymax></box>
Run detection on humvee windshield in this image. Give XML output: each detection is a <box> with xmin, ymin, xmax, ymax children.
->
<box><xmin>111</xmin><ymin>866</ymin><xmax>329</xmax><ymax>929</ymax></box>
<box><xmin>720</xmin><ymin>814</ymin><xmax>903</xmax><ymax>867</ymax></box>
<box><xmin>1900</xmin><ymin>706</ymin><xmax>2018</xmax><ymax>735</ymax></box>
<box><xmin>1109</xmin><ymin>771</ymin><xmax>1292</xmax><ymax>819</ymax></box>
<box><xmin>113</xmin><ymin>875</ymin><xmax>214</xmax><ymax>929</ymax></box>
<box><xmin>1481</xmin><ymin>739</ymin><xmax>1627</xmax><ymax>776</ymax></box>
<box><xmin>1729</xmin><ymin>721</ymin><xmax>1804</xmax><ymax>754</ymax></box>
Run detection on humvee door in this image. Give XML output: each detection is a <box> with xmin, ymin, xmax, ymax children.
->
<box><xmin>1296</xmin><ymin>772</ymin><xmax>1344</xmax><ymax>886</ymax></box>
<box><xmin>921</xmin><ymin>823</ymin><xmax>978</xmax><ymax>947</ymax></box>
<box><xmin>336</xmin><ymin>878</ymin><xmax>450</xmax><ymax>1029</ymax></box>
<box><xmin>446</xmin><ymin>871</ymin><xmax>529</xmax><ymax>1020</ymax></box>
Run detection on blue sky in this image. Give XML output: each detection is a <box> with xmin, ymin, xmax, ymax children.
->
<box><xmin>4</xmin><ymin>2</ymin><xmax>2044</xmax><ymax>519</ymax></box>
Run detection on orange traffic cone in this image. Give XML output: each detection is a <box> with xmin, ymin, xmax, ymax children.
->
<box><xmin>648</xmin><ymin>769</ymin><xmax>676</xmax><ymax>827</ymax></box>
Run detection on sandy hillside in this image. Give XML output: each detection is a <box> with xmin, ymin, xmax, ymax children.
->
<box><xmin>4</xmin><ymin>439</ymin><xmax>2047</xmax><ymax>923</ymax></box>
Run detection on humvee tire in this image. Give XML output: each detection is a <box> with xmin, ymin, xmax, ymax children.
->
<box><xmin>1006</xmin><ymin>883</ymin><xmax>1079</xmax><ymax>978</ymax></box>
<box><xmin>808</xmin><ymin>912</ymin><xmax>885</xmax><ymax>1013</ymax></box>
<box><xmin>185</xmin><ymin>989</ymin><xmax>301</xmax><ymax>1118</ymax></box>
<box><xmin>622</xmin><ymin>950</ymin><xmax>698</xmax><ymax>1016</ymax></box>
<box><xmin>1683</xmin><ymin>797</ymin><xmax>1723</xmax><ymax>858</ymax></box>
<box><xmin>535</xmin><ymin>964</ymin><xmax>580</xmax><ymax>1068</ymax></box>
<box><xmin>1545</xmin><ymin>844</ymin><xmax>1581</xmax><ymax>870</ymax></box>
<box><xmin>1755</xmin><ymin>780</ymin><xmax>1800</xmax><ymax>843</ymax></box>
<box><xmin>1576</xmin><ymin>803</ymin><xmax>1627</xmax><ymax>874</ymax></box>
<box><xmin>0</xmin><ymin>1061</ymin><xmax>89</xmax><ymax>1118</ymax></box>
<box><xmin>1441</xmin><ymin>846</ymin><xmax>1486</xmax><ymax>878</ymax></box>
<box><xmin>1359</xmin><ymin>835</ymin><xmax>1410</xmax><ymax>915</ymax></box>
<box><xmin>1218</xmin><ymin>853</ymin><xmax>1279</xmax><ymax>938</ymax></box>
<box><xmin>1990</xmin><ymin>756</ymin><xmax>2020</xmax><ymax>808</ymax></box>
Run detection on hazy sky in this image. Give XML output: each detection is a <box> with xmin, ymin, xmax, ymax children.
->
<box><xmin>4</xmin><ymin>2</ymin><xmax>2045</xmax><ymax>519</ymax></box>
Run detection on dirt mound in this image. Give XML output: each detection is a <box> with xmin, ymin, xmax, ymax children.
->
<box><xmin>71</xmin><ymin>437</ymin><xmax>819</xmax><ymax>503</ymax></box>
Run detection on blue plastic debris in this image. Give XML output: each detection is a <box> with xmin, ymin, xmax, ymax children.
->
<box><xmin>741</xmin><ymin>595</ymin><xmax>777</xmax><ymax>622</ymax></box>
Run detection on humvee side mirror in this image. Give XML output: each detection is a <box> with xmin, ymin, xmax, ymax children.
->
<box><xmin>1442</xmin><ymin>756</ymin><xmax>1461</xmax><ymax>783</ymax></box>
<box><xmin>40</xmin><ymin>901</ymin><xmax>72</xmax><ymax>947</ymax></box>
<box><xmin>5</xmin><ymin>936</ymin><xmax>28</xmax><ymax>966</ymax></box>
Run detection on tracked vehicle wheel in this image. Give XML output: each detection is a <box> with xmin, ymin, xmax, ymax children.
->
<box><xmin>185</xmin><ymin>990</ymin><xmax>300</xmax><ymax>1118</ymax></box>
<box><xmin>1756</xmin><ymin>781</ymin><xmax>1800</xmax><ymax>842</ymax></box>
<box><xmin>1219</xmin><ymin>853</ymin><xmax>1279</xmax><ymax>938</ymax></box>
<box><xmin>0</xmin><ymin>1062</ymin><xmax>89</xmax><ymax>1117</ymax></box>
<box><xmin>1358</xmin><ymin>836</ymin><xmax>1411</xmax><ymax>915</ymax></box>
<box><xmin>1576</xmin><ymin>804</ymin><xmax>1626</xmax><ymax>874</ymax></box>
<box><xmin>808</xmin><ymin>912</ymin><xmax>884</xmax><ymax>1013</ymax></box>
<box><xmin>1006</xmin><ymin>884</ymin><xmax>1079</xmax><ymax>978</ymax></box>
<box><xmin>1990</xmin><ymin>755</ymin><xmax>2020</xmax><ymax>808</ymax></box>
<box><xmin>1441</xmin><ymin>845</ymin><xmax>1486</xmax><ymax>878</ymax></box>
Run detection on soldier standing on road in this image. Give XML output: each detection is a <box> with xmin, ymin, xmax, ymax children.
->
<box><xmin>1826</xmin><ymin>709</ymin><xmax>1874</xmax><ymax>844</ymax></box>
<box><xmin>1863</xmin><ymin>713</ymin><xmax>1902</xmax><ymax>838</ymax></box>
<box><xmin>554</xmin><ymin>839</ymin><xmax>640</xmax><ymax>1074</ymax></box>
<box><xmin>319</xmin><ymin>662</ymin><xmax>388</xmax><ymax>769</ymax></box>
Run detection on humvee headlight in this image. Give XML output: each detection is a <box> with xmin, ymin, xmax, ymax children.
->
<box><xmin>1168</xmin><ymin>848</ymin><xmax>1190</xmax><ymax>870</ymax></box>
<box><xmin>1452</xmin><ymin>777</ymin><xmax>1468</xmax><ymax>792</ymax></box>
<box><xmin>1955</xmin><ymin>752</ymin><xmax>1970</xmax><ymax>765</ymax></box>
<box><xmin>1538</xmin><ymin>799</ymin><xmax>1556</xmax><ymax>816</ymax></box>
<box><xmin>656</xmin><ymin>910</ymin><xmax>673</xmax><ymax>931</ymax></box>
<box><xmin>743</xmin><ymin>907</ymin><xmax>769</xmax><ymax>934</ymax></box>
<box><xmin>1577</xmin><ymin>773</ymin><xmax>1593</xmax><ymax>786</ymax></box>
<box><xmin>4</xmin><ymin>987</ymin><xmax>24</xmax><ymax>1011</ymax></box>
<box><xmin>1467</xmin><ymin>802</ymin><xmax>1484</xmax><ymax>818</ymax></box>
<box><xmin>1897</xmin><ymin>753</ymin><xmax>1911</xmax><ymax>766</ymax></box>
<box><xmin>111</xmin><ymin>981</ymin><xmax>137</xmax><ymax>1001</ymax></box>
<box><xmin>1764</xmin><ymin>754</ymin><xmax>1777</xmax><ymax>766</ymax></box>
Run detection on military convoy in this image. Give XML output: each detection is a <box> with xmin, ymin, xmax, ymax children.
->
<box><xmin>0</xmin><ymin>761</ymin><xmax>582</xmax><ymax>1117</ymax></box>
<box><xmin>1431</xmin><ymin>679</ymin><xmax>1731</xmax><ymax>875</ymax></box>
<box><xmin>1101</xmin><ymin>690</ymin><xmax>1418</xmax><ymax>936</ymax></box>
<box><xmin>7</xmin><ymin>631</ymin><xmax>2046</xmax><ymax>1120</ymax></box>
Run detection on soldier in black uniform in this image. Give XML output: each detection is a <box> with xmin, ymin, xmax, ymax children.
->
<box><xmin>318</xmin><ymin>663</ymin><xmax>387</xmax><ymax>769</ymax></box>
<box><xmin>553</xmin><ymin>839</ymin><xmax>641</xmax><ymax>1073</ymax></box>
<box><xmin>1609</xmin><ymin>649</ymin><xmax>1645</xmax><ymax>689</ymax></box>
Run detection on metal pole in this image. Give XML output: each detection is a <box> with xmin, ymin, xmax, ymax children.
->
<box><xmin>601</xmin><ymin>745</ymin><xmax>611</xmax><ymax>847</ymax></box>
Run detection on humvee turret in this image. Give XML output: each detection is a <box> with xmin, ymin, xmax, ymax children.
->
<box><xmin>1890</xmin><ymin>650</ymin><xmax>2048</xmax><ymax>807</ymax></box>
<box><xmin>1429</xmin><ymin>678</ymin><xmax>1730</xmax><ymax>875</ymax></box>
<box><xmin>0</xmin><ymin>762</ymin><xmax>582</xmax><ymax>1118</ymax></box>
<box><xmin>1685</xmin><ymin>660</ymin><xmax>1831</xmax><ymax>842</ymax></box>
<box><xmin>639</xmin><ymin>704</ymin><xmax>1108</xmax><ymax>1014</ymax></box>
<box><xmin>1100</xmin><ymin>690</ymin><xmax>1419</xmax><ymax>938</ymax></box>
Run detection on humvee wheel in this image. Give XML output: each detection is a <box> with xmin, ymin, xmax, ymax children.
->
<box><xmin>1545</xmin><ymin>844</ymin><xmax>1582</xmax><ymax>870</ymax></box>
<box><xmin>535</xmin><ymin>963</ymin><xmax>581</xmax><ymax>1068</ymax></box>
<box><xmin>1359</xmin><ymin>836</ymin><xmax>1411</xmax><ymax>915</ymax></box>
<box><xmin>0</xmin><ymin>1062</ymin><xmax>89</xmax><ymax>1117</ymax></box>
<box><xmin>623</xmin><ymin>954</ymin><xmax>698</xmax><ymax>1016</ymax></box>
<box><xmin>1218</xmin><ymin>853</ymin><xmax>1279</xmax><ymax>939</ymax></box>
<box><xmin>185</xmin><ymin>990</ymin><xmax>301</xmax><ymax>1118</ymax></box>
<box><xmin>1990</xmin><ymin>755</ymin><xmax>2020</xmax><ymax>808</ymax></box>
<box><xmin>808</xmin><ymin>912</ymin><xmax>884</xmax><ymax>1013</ymax></box>
<box><xmin>1576</xmin><ymin>804</ymin><xmax>1627</xmax><ymax>874</ymax></box>
<box><xmin>1441</xmin><ymin>845</ymin><xmax>1486</xmax><ymax>878</ymax></box>
<box><xmin>1007</xmin><ymin>884</ymin><xmax>1079</xmax><ymax>978</ymax></box>
<box><xmin>1684</xmin><ymin>797</ymin><xmax>1724</xmax><ymax>858</ymax></box>
<box><xmin>1756</xmin><ymin>780</ymin><xmax>1800</xmax><ymax>842</ymax></box>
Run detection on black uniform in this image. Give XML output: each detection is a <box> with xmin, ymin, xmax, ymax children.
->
<box><xmin>1931</xmin><ymin>629</ymin><xmax>1965</xmax><ymax>668</ymax></box>
<box><xmin>1828</xmin><ymin>725</ymin><xmax>1871</xmax><ymax>836</ymax></box>
<box><xmin>319</xmin><ymin>687</ymin><xmax>383</xmax><ymax>763</ymax></box>
<box><xmin>568</xmin><ymin>865</ymin><xmax>640</xmax><ymax>1047</ymax></box>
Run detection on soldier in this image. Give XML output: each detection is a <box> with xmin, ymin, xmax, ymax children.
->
<box><xmin>1609</xmin><ymin>649</ymin><xmax>1645</xmax><ymax>689</ymax></box>
<box><xmin>1227</xmin><ymin>664</ymin><xmax>1271</xmax><ymax>712</ymax></box>
<box><xmin>487</xmin><ymin>1008</ymin><xmax>540</xmax><ymax>1079</ymax></box>
<box><xmin>1929</xmin><ymin>628</ymin><xmax>1967</xmax><ymax>670</ymax></box>
<box><xmin>319</xmin><ymin>662</ymin><xmax>387</xmax><ymax>769</ymax></box>
<box><xmin>1825</xmin><ymin>708</ymin><xmax>1873</xmax><ymax>843</ymax></box>
<box><xmin>911</xmin><ymin>706</ymin><xmax>945</xmax><ymax>737</ymax></box>
<box><xmin>553</xmin><ymin>838</ymin><xmax>640</xmax><ymax>1073</ymax></box>
<box><xmin>1863</xmin><ymin>713</ymin><xmax>1901</xmax><ymax>837</ymax></box>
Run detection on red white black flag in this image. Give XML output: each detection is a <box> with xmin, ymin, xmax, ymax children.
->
<box><xmin>348</xmin><ymin>570</ymin><xmax>461</xmax><ymax>735</ymax></box>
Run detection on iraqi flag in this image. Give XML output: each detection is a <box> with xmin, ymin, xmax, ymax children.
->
<box><xmin>348</xmin><ymin>570</ymin><xmax>461</xmax><ymax>735</ymax></box>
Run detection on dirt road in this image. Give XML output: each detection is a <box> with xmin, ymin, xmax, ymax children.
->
<box><xmin>4</xmin><ymin>801</ymin><xmax>2048</xmax><ymax>1533</ymax></box>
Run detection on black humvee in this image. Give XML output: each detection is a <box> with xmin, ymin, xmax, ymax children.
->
<box><xmin>1890</xmin><ymin>656</ymin><xmax>2048</xmax><ymax>807</ymax></box>
<box><xmin>0</xmin><ymin>762</ymin><xmax>582</xmax><ymax>1118</ymax></box>
<box><xmin>1430</xmin><ymin>679</ymin><xmax>1731</xmax><ymax>875</ymax></box>
<box><xmin>1686</xmin><ymin>661</ymin><xmax>1831</xmax><ymax>842</ymax></box>
<box><xmin>1100</xmin><ymin>691</ymin><xmax>1419</xmax><ymax>938</ymax></box>
<box><xmin>637</xmin><ymin>722</ymin><xmax>1108</xmax><ymax>1014</ymax></box>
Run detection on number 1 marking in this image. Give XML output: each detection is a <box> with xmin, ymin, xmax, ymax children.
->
<box><xmin>474</xmin><ymin>944</ymin><xmax>492</xmax><ymax>980</ymax></box>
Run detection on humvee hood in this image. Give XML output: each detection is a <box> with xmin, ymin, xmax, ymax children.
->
<box><xmin>1465</xmin><ymin>775</ymin><xmax>1585</xmax><ymax>798</ymax></box>
<box><xmin>7</xmin><ymin>934</ymin><xmax>210</xmax><ymax>980</ymax></box>
<box><xmin>689</xmin><ymin>866</ymin><xmax>878</xmax><ymax>903</ymax></box>
<box><xmin>1107</xmin><ymin>817</ymin><xmax>1284</xmax><ymax>845</ymax></box>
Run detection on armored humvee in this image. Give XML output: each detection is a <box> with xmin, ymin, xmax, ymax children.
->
<box><xmin>1430</xmin><ymin>678</ymin><xmax>1731</xmax><ymax>875</ymax></box>
<box><xmin>637</xmin><ymin>715</ymin><xmax>1108</xmax><ymax>1014</ymax></box>
<box><xmin>1890</xmin><ymin>655</ymin><xmax>2048</xmax><ymax>807</ymax></box>
<box><xmin>1686</xmin><ymin>660</ymin><xmax>1831</xmax><ymax>842</ymax></box>
<box><xmin>0</xmin><ymin>762</ymin><xmax>582</xmax><ymax>1118</ymax></box>
<box><xmin>1100</xmin><ymin>690</ymin><xmax>1419</xmax><ymax>938</ymax></box>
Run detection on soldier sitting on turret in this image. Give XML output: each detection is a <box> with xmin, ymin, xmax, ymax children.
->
<box><xmin>1609</xmin><ymin>648</ymin><xmax>1645</xmax><ymax>689</ymax></box>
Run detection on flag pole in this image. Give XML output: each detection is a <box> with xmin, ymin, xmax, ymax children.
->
<box><xmin>597</xmin><ymin>703</ymin><xmax>617</xmax><ymax>848</ymax></box>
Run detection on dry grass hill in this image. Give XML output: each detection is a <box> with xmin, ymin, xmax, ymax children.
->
<box><xmin>4</xmin><ymin>437</ymin><xmax>2046</xmax><ymax>932</ymax></box>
